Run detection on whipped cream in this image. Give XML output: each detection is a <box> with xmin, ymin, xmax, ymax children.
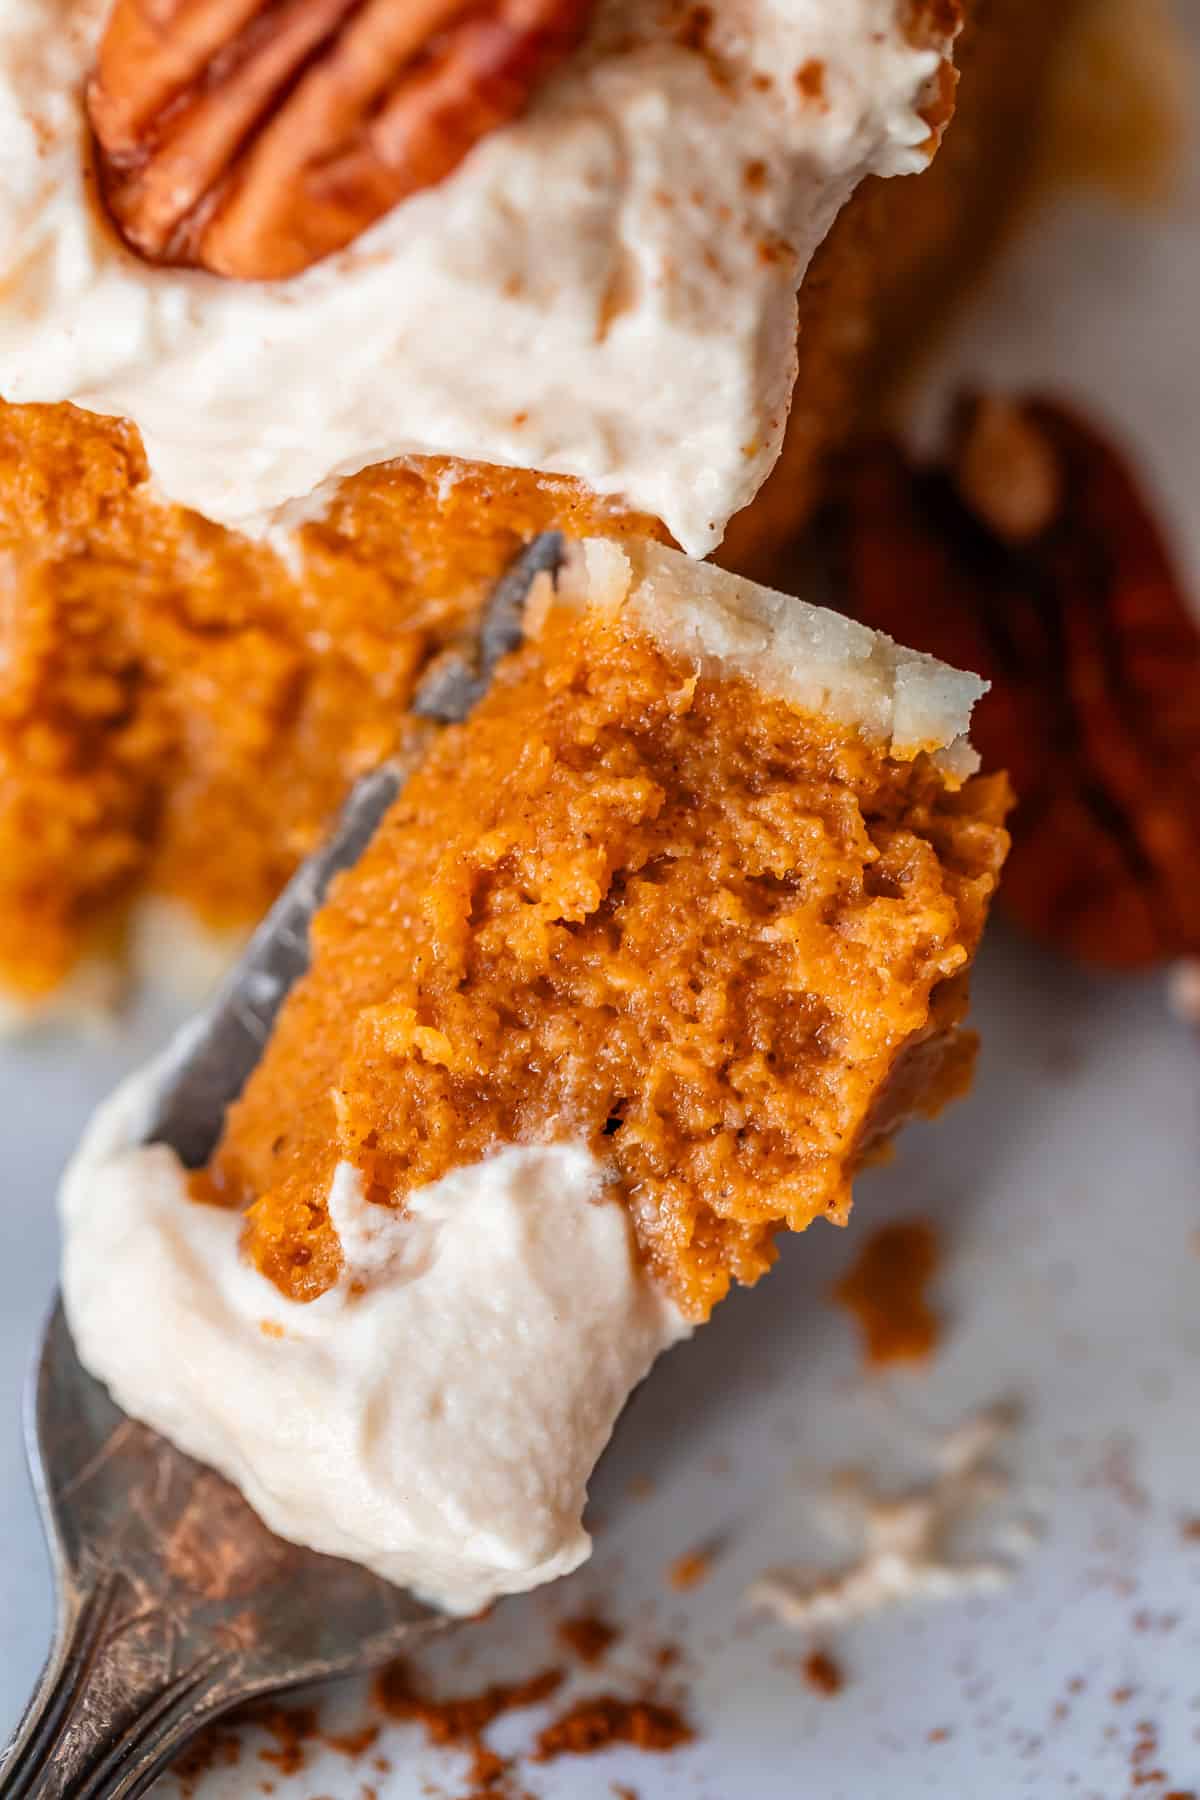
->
<box><xmin>61</xmin><ymin>1053</ymin><xmax>687</xmax><ymax>1613</ymax></box>
<box><xmin>0</xmin><ymin>0</ymin><xmax>956</xmax><ymax>554</ymax></box>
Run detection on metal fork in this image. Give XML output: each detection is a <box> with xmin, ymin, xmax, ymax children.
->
<box><xmin>0</xmin><ymin>536</ymin><xmax>564</xmax><ymax>1800</ymax></box>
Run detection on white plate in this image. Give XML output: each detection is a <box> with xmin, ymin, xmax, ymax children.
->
<box><xmin>2</xmin><ymin>15</ymin><xmax>1198</xmax><ymax>1794</ymax></box>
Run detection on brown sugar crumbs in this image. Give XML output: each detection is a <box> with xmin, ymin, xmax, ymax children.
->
<box><xmin>372</xmin><ymin>1658</ymin><xmax>564</xmax><ymax>1793</ymax></box>
<box><xmin>667</xmin><ymin>1546</ymin><xmax>716</xmax><ymax>1591</ymax></box>
<box><xmin>170</xmin><ymin>1699</ymin><xmax>389</xmax><ymax>1792</ymax></box>
<box><xmin>252</xmin><ymin>1705</ymin><xmax>319</xmax><ymax>1777</ymax></box>
<box><xmin>368</xmin><ymin>1653</ymin><xmax>695</xmax><ymax>1793</ymax></box>
<box><xmin>205</xmin><ymin>603</ymin><xmax>1007</xmax><ymax>1319</ymax></box>
<box><xmin>557</xmin><ymin>1614</ymin><xmax>620</xmax><ymax>1666</ymax></box>
<box><xmin>373</xmin><ymin>1658</ymin><xmax>564</xmax><ymax>1741</ymax></box>
<box><xmin>533</xmin><ymin>1694</ymin><xmax>694</xmax><ymax>1761</ymax></box>
<box><xmin>169</xmin><ymin>1725</ymin><xmax>241</xmax><ymax>1796</ymax></box>
<box><xmin>802</xmin><ymin>1650</ymin><xmax>845</xmax><ymax>1697</ymax></box>
<box><xmin>832</xmin><ymin>1218</ymin><xmax>942</xmax><ymax>1365</ymax></box>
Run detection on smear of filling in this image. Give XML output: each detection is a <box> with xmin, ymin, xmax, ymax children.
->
<box><xmin>831</xmin><ymin>1217</ymin><xmax>942</xmax><ymax>1366</ymax></box>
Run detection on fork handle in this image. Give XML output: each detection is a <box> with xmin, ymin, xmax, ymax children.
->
<box><xmin>0</xmin><ymin>1576</ymin><xmax>241</xmax><ymax>1800</ymax></box>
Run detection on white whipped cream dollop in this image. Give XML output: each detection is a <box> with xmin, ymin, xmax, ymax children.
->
<box><xmin>60</xmin><ymin>1055</ymin><xmax>687</xmax><ymax>1614</ymax></box>
<box><xmin>0</xmin><ymin>0</ymin><xmax>955</xmax><ymax>554</ymax></box>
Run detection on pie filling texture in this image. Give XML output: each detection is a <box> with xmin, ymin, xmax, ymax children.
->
<box><xmin>200</xmin><ymin>587</ymin><xmax>1009</xmax><ymax>1319</ymax></box>
<box><xmin>0</xmin><ymin>401</ymin><xmax>654</xmax><ymax>1003</ymax></box>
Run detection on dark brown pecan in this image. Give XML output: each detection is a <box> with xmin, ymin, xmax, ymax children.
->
<box><xmin>822</xmin><ymin>395</ymin><xmax>1200</xmax><ymax>970</ymax></box>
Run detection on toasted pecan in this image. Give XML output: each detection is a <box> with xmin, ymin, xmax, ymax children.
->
<box><xmin>89</xmin><ymin>0</ymin><xmax>596</xmax><ymax>281</ymax></box>
<box><xmin>825</xmin><ymin>396</ymin><xmax>1200</xmax><ymax>969</ymax></box>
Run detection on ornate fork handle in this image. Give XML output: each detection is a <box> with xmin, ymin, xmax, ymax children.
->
<box><xmin>2</xmin><ymin>1304</ymin><xmax>440</xmax><ymax>1798</ymax></box>
<box><xmin>1</xmin><ymin>1570</ymin><xmax>243</xmax><ymax>1799</ymax></box>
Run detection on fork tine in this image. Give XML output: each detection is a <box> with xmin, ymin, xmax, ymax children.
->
<box><xmin>141</xmin><ymin>752</ymin><xmax>419</xmax><ymax>1166</ymax></box>
<box><xmin>143</xmin><ymin>531</ymin><xmax>563</xmax><ymax>1166</ymax></box>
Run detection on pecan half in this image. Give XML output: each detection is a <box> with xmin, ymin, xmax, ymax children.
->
<box><xmin>822</xmin><ymin>396</ymin><xmax>1200</xmax><ymax>970</ymax></box>
<box><xmin>88</xmin><ymin>0</ymin><xmax>596</xmax><ymax>281</ymax></box>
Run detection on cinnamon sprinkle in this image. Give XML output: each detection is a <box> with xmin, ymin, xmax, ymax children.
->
<box><xmin>802</xmin><ymin>1650</ymin><xmax>845</xmax><ymax>1697</ymax></box>
<box><xmin>170</xmin><ymin>1697</ymin><xmax>388</xmax><ymax>1793</ymax></box>
<box><xmin>179</xmin><ymin>1629</ymin><xmax>694</xmax><ymax>1794</ymax></box>
<box><xmin>253</xmin><ymin>1705</ymin><xmax>319</xmax><ymax>1777</ymax></box>
<box><xmin>170</xmin><ymin>1725</ymin><xmax>241</xmax><ymax>1795</ymax></box>
<box><xmin>795</xmin><ymin>58</ymin><xmax>825</xmax><ymax>99</ymax></box>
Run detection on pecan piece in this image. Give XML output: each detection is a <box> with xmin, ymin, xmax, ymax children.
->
<box><xmin>954</xmin><ymin>395</ymin><xmax>1063</xmax><ymax>544</ymax></box>
<box><xmin>88</xmin><ymin>0</ymin><xmax>596</xmax><ymax>281</ymax></box>
<box><xmin>822</xmin><ymin>396</ymin><xmax>1200</xmax><ymax>970</ymax></box>
<box><xmin>903</xmin><ymin>0</ymin><xmax>963</xmax><ymax>150</ymax></box>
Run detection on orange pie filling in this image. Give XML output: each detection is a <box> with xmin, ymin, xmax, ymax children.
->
<box><xmin>0</xmin><ymin>402</ymin><xmax>655</xmax><ymax>1004</ymax></box>
<box><xmin>201</xmin><ymin>542</ymin><xmax>1009</xmax><ymax>1319</ymax></box>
